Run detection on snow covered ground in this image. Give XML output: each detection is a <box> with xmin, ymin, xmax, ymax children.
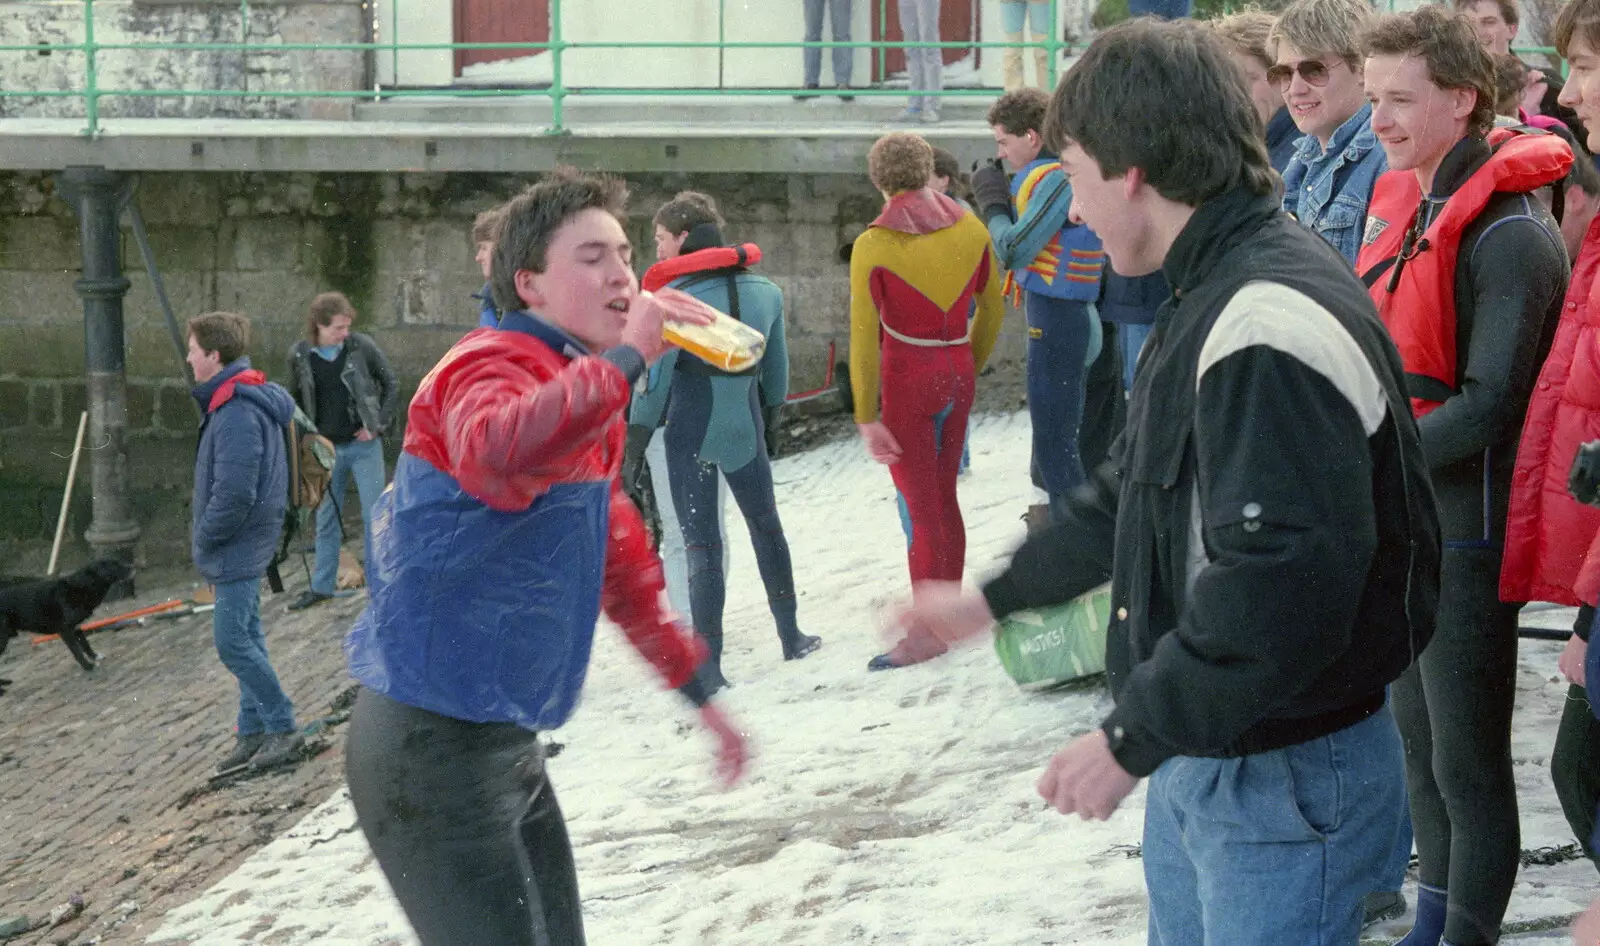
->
<box><xmin>147</xmin><ymin>410</ymin><xmax>1598</xmax><ymax>945</ymax></box>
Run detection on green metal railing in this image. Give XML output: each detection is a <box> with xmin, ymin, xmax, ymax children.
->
<box><xmin>0</xmin><ymin>0</ymin><xmax>1562</xmax><ymax>138</ymax></box>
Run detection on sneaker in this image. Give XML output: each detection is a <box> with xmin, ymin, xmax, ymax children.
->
<box><xmin>867</xmin><ymin>652</ymin><xmax>905</xmax><ymax>672</ymax></box>
<box><xmin>1362</xmin><ymin>890</ymin><xmax>1407</xmax><ymax>929</ymax></box>
<box><xmin>248</xmin><ymin>731</ymin><xmax>306</xmax><ymax>770</ymax></box>
<box><xmin>793</xmin><ymin>83</ymin><xmax>820</xmax><ymax>102</ymax></box>
<box><xmin>783</xmin><ymin>634</ymin><xmax>822</xmax><ymax>660</ymax></box>
<box><xmin>889</xmin><ymin>107</ymin><xmax>923</xmax><ymax>123</ymax></box>
<box><xmin>287</xmin><ymin>590</ymin><xmax>333</xmax><ymax>612</ymax></box>
<box><xmin>836</xmin><ymin>84</ymin><xmax>856</xmax><ymax>102</ymax></box>
<box><xmin>215</xmin><ymin>733</ymin><xmax>266</xmax><ymax>773</ymax></box>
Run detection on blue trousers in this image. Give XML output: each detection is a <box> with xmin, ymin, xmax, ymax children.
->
<box><xmin>213</xmin><ymin>577</ymin><xmax>296</xmax><ymax>736</ymax></box>
<box><xmin>1143</xmin><ymin>706</ymin><xmax>1406</xmax><ymax>945</ymax></box>
<box><xmin>1025</xmin><ymin>293</ymin><xmax>1100</xmax><ymax>513</ymax></box>
<box><xmin>1128</xmin><ymin>0</ymin><xmax>1192</xmax><ymax>18</ymax></box>
<box><xmin>311</xmin><ymin>437</ymin><xmax>386</xmax><ymax>595</ymax></box>
<box><xmin>802</xmin><ymin>0</ymin><xmax>853</xmax><ymax>87</ymax></box>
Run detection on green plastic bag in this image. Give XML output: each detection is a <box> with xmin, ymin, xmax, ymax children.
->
<box><xmin>993</xmin><ymin>584</ymin><xmax>1112</xmax><ymax>690</ymax></box>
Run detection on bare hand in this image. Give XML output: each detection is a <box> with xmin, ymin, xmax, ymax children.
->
<box><xmin>1573</xmin><ymin>895</ymin><xmax>1600</xmax><ymax>945</ymax></box>
<box><xmin>698</xmin><ymin>702</ymin><xmax>749</xmax><ymax>788</ymax></box>
<box><xmin>354</xmin><ymin>427</ymin><xmax>375</xmax><ymax>442</ymax></box>
<box><xmin>858</xmin><ymin>421</ymin><xmax>903</xmax><ymax>464</ymax></box>
<box><xmin>1562</xmin><ymin>633</ymin><xmax>1588</xmax><ymax>688</ymax></box>
<box><xmin>885</xmin><ymin>581</ymin><xmax>996</xmax><ymax>649</ymax></box>
<box><xmin>621</xmin><ymin>292</ymin><xmax>673</xmax><ymax>363</ymax></box>
<box><xmin>1037</xmin><ymin>729</ymin><xmax>1141</xmax><ymax>821</ymax></box>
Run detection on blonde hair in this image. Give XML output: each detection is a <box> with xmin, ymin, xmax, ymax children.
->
<box><xmin>1212</xmin><ymin>10</ymin><xmax>1278</xmax><ymax>70</ymax></box>
<box><xmin>1271</xmin><ymin>0</ymin><xmax>1374</xmax><ymax>66</ymax></box>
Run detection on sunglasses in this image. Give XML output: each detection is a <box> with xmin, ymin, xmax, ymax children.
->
<box><xmin>1266</xmin><ymin>59</ymin><xmax>1344</xmax><ymax>91</ymax></box>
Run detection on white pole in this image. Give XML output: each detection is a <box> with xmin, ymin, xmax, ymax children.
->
<box><xmin>48</xmin><ymin>411</ymin><xmax>90</xmax><ymax>577</ymax></box>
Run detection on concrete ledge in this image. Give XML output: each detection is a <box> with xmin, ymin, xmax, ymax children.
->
<box><xmin>0</xmin><ymin>117</ymin><xmax>1000</xmax><ymax>173</ymax></box>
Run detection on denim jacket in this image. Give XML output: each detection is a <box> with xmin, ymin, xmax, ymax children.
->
<box><xmin>1281</xmin><ymin>103</ymin><xmax>1387</xmax><ymax>266</ymax></box>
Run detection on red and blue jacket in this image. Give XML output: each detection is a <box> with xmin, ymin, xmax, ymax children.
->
<box><xmin>345</xmin><ymin>311</ymin><xmax>709</xmax><ymax>729</ymax></box>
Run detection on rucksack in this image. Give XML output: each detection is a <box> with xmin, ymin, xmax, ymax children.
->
<box><xmin>266</xmin><ymin>406</ymin><xmax>337</xmax><ymax>593</ymax></box>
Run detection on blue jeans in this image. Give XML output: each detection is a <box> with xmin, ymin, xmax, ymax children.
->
<box><xmin>213</xmin><ymin>577</ymin><xmax>296</xmax><ymax>736</ymax></box>
<box><xmin>312</xmin><ymin>437</ymin><xmax>386</xmax><ymax>595</ymax></box>
<box><xmin>898</xmin><ymin>0</ymin><xmax>941</xmax><ymax>112</ymax></box>
<box><xmin>803</xmin><ymin>0</ymin><xmax>853</xmax><ymax>87</ymax></box>
<box><xmin>1119</xmin><ymin>322</ymin><xmax>1154</xmax><ymax>393</ymax></box>
<box><xmin>1143</xmin><ymin>706</ymin><xmax>1406</xmax><ymax>946</ymax></box>
<box><xmin>1128</xmin><ymin>0</ymin><xmax>1192</xmax><ymax>17</ymax></box>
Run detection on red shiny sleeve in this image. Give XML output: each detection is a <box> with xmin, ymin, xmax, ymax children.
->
<box><xmin>441</xmin><ymin>355</ymin><xmax>632</xmax><ymax>496</ymax></box>
<box><xmin>600</xmin><ymin>481</ymin><xmax>708</xmax><ymax>689</ymax></box>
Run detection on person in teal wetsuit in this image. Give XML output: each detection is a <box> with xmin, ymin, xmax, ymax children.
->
<box><xmin>628</xmin><ymin>192</ymin><xmax>821</xmax><ymax>694</ymax></box>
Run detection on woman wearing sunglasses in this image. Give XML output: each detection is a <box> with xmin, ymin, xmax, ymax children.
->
<box><xmin>1272</xmin><ymin>0</ymin><xmax>1388</xmax><ymax>266</ymax></box>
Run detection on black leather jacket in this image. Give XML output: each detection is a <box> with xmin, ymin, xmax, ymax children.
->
<box><xmin>286</xmin><ymin>332</ymin><xmax>399</xmax><ymax>438</ymax></box>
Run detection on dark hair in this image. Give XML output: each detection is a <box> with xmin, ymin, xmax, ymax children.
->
<box><xmin>1363</xmin><ymin>7</ymin><xmax>1497</xmax><ymax>135</ymax></box>
<box><xmin>1554</xmin><ymin>0</ymin><xmax>1600</xmax><ymax>61</ymax></box>
<box><xmin>653</xmin><ymin>191</ymin><xmax>725</xmax><ymax>236</ymax></box>
<box><xmin>1452</xmin><ymin>0</ymin><xmax>1519</xmax><ymax>29</ymax></box>
<box><xmin>868</xmin><ymin>132</ymin><xmax>936</xmax><ymax>194</ymax></box>
<box><xmin>491</xmin><ymin>168</ymin><xmax>629</xmax><ymax>314</ymax></box>
<box><xmin>188</xmin><ymin>311</ymin><xmax>251</xmax><ymax>365</ymax></box>
<box><xmin>930</xmin><ymin>146</ymin><xmax>973</xmax><ymax>202</ymax></box>
<box><xmin>471</xmin><ymin>205</ymin><xmax>505</xmax><ymax>246</ymax></box>
<box><xmin>1048</xmin><ymin>18</ymin><xmax>1276</xmax><ymax>206</ymax></box>
<box><xmin>987</xmin><ymin>87</ymin><xmax>1051</xmax><ymax>136</ymax></box>
<box><xmin>1492</xmin><ymin>53</ymin><xmax>1529</xmax><ymax>116</ymax></box>
<box><xmin>305</xmin><ymin>290</ymin><xmax>356</xmax><ymax>343</ymax></box>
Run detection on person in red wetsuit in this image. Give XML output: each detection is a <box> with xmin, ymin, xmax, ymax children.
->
<box><xmin>850</xmin><ymin>133</ymin><xmax>1006</xmax><ymax>671</ymax></box>
<box><xmin>342</xmin><ymin>169</ymin><xmax>748</xmax><ymax>946</ymax></box>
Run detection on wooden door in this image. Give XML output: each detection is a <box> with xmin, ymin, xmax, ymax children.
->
<box><xmin>872</xmin><ymin>0</ymin><xmax>979</xmax><ymax>80</ymax></box>
<box><xmin>453</xmin><ymin>0</ymin><xmax>550</xmax><ymax>78</ymax></box>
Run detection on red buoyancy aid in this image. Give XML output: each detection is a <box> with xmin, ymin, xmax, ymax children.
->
<box><xmin>642</xmin><ymin>244</ymin><xmax>762</xmax><ymax>292</ymax></box>
<box><xmin>1356</xmin><ymin>129</ymin><xmax>1572</xmax><ymax>418</ymax></box>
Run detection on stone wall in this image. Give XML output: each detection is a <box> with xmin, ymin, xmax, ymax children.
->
<box><xmin>0</xmin><ymin>0</ymin><xmax>366</xmax><ymax>121</ymax></box>
<box><xmin>0</xmin><ymin>169</ymin><xmax>1027</xmax><ymax>567</ymax></box>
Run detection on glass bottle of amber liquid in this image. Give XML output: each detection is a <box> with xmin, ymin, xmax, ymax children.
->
<box><xmin>651</xmin><ymin>290</ymin><xmax>767</xmax><ymax>373</ymax></box>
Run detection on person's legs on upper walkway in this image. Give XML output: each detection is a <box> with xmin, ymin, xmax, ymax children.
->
<box><xmin>897</xmin><ymin>0</ymin><xmax>942</xmax><ymax>114</ymax></box>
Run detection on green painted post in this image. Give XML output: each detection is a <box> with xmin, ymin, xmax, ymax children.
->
<box><xmin>1048</xmin><ymin>0</ymin><xmax>1060</xmax><ymax>90</ymax></box>
<box><xmin>718</xmin><ymin>0</ymin><xmax>726</xmax><ymax>88</ymax></box>
<box><xmin>240</xmin><ymin>0</ymin><xmax>249</xmax><ymax>44</ymax></box>
<box><xmin>878</xmin><ymin>0</ymin><xmax>886</xmax><ymax>83</ymax></box>
<box><xmin>549</xmin><ymin>0</ymin><xmax>567</xmax><ymax>134</ymax></box>
<box><xmin>83</xmin><ymin>0</ymin><xmax>99</xmax><ymax>136</ymax></box>
<box><xmin>390</xmin><ymin>0</ymin><xmax>399</xmax><ymax>92</ymax></box>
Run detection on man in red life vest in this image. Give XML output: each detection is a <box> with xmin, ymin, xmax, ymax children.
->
<box><xmin>1357</xmin><ymin>8</ymin><xmax>1571</xmax><ymax>946</ymax></box>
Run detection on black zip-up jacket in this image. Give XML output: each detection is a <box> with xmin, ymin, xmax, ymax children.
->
<box><xmin>981</xmin><ymin>186</ymin><xmax>1441</xmax><ymax>778</ymax></box>
<box><xmin>1403</xmin><ymin>136</ymin><xmax>1568</xmax><ymax>547</ymax></box>
<box><xmin>286</xmin><ymin>332</ymin><xmax>400</xmax><ymax>438</ymax></box>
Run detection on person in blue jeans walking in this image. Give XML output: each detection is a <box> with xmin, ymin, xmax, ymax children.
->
<box><xmin>186</xmin><ymin>311</ymin><xmax>304</xmax><ymax>773</ymax></box>
<box><xmin>887</xmin><ymin>20</ymin><xmax>1439</xmax><ymax>945</ymax></box>
<box><xmin>285</xmin><ymin>292</ymin><xmax>398</xmax><ymax>612</ymax></box>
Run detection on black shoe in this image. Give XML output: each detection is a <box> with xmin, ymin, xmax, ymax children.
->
<box><xmin>215</xmin><ymin>733</ymin><xmax>267</xmax><ymax>773</ymax></box>
<box><xmin>783</xmin><ymin>634</ymin><xmax>822</xmax><ymax>660</ymax></box>
<box><xmin>248</xmin><ymin>731</ymin><xmax>306</xmax><ymax>770</ymax></box>
<box><xmin>793</xmin><ymin>83</ymin><xmax>820</xmax><ymax>102</ymax></box>
<box><xmin>1362</xmin><ymin>890</ymin><xmax>1407</xmax><ymax>929</ymax></box>
<box><xmin>287</xmin><ymin>590</ymin><xmax>333</xmax><ymax>612</ymax></box>
<box><xmin>836</xmin><ymin>84</ymin><xmax>855</xmax><ymax>102</ymax></box>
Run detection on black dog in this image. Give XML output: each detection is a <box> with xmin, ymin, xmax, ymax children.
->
<box><xmin>0</xmin><ymin>558</ymin><xmax>133</xmax><ymax>691</ymax></box>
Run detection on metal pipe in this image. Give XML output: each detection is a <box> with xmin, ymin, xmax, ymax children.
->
<box><xmin>124</xmin><ymin>194</ymin><xmax>190</xmax><ymax>375</ymax></box>
<box><xmin>57</xmin><ymin>165</ymin><xmax>139</xmax><ymax>598</ymax></box>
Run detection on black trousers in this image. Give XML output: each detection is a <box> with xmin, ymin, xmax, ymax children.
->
<box><xmin>345</xmin><ymin>687</ymin><xmax>586</xmax><ymax>946</ymax></box>
<box><xmin>1392</xmin><ymin>546</ymin><xmax>1521</xmax><ymax>946</ymax></box>
<box><xmin>1553</xmin><ymin>605</ymin><xmax>1600</xmax><ymax>871</ymax></box>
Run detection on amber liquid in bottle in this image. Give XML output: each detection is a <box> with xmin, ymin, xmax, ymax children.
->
<box><xmin>653</xmin><ymin>292</ymin><xmax>767</xmax><ymax>372</ymax></box>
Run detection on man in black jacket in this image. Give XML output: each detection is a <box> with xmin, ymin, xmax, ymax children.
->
<box><xmin>284</xmin><ymin>291</ymin><xmax>400</xmax><ymax>612</ymax></box>
<box><xmin>889</xmin><ymin>18</ymin><xmax>1439</xmax><ymax>944</ymax></box>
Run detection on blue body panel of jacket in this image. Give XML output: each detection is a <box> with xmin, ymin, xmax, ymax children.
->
<box><xmin>1281</xmin><ymin>103</ymin><xmax>1387</xmax><ymax>266</ymax></box>
<box><xmin>629</xmin><ymin>270</ymin><xmax>789</xmax><ymax>472</ymax></box>
<box><xmin>1099</xmin><ymin>270</ymin><xmax>1170</xmax><ymax>327</ymax></box>
<box><xmin>1266</xmin><ymin>107</ymin><xmax>1300</xmax><ymax>175</ymax></box>
<box><xmin>474</xmin><ymin>282</ymin><xmax>499</xmax><ymax>328</ymax></box>
<box><xmin>345</xmin><ymin>313</ymin><xmax>616</xmax><ymax>732</ymax></box>
<box><xmin>1009</xmin><ymin>156</ymin><xmax>1104</xmax><ymax>303</ymax></box>
<box><xmin>190</xmin><ymin>358</ymin><xmax>294</xmax><ymax>583</ymax></box>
